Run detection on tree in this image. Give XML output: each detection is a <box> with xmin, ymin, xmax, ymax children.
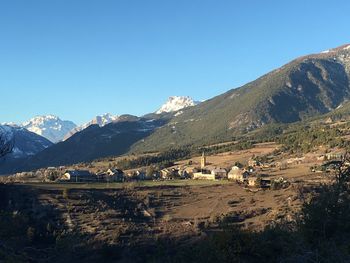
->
<box><xmin>328</xmin><ymin>152</ymin><xmax>350</xmax><ymax>189</ymax></box>
<box><xmin>234</xmin><ymin>161</ymin><xmax>243</xmax><ymax>168</ymax></box>
<box><xmin>300</xmin><ymin>153</ymin><xmax>350</xmax><ymax>246</ymax></box>
<box><xmin>146</xmin><ymin>165</ymin><xmax>156</xmax><ymax>179</ymax></box>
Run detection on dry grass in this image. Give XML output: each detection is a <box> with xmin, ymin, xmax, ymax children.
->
<box><xmin>174</xmin><ymin>142</ymin><xmax>279</xmax><ymax>169</ymax></box>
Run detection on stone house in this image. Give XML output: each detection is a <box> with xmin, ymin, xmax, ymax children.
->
<box><xmin>248</xmin><ymin>177</ymin><xmax>271</xmax><ymax>188</ymax></box>
<box><xmin>228</xmin><ymin>166</ymin><xmax>249</xmax><ymax>182</ymax></box>
<box><xmin>106</xmin><ymin>168</ymin><xmax>125</xmax><ymax>182</ymax></box>
<box><xmin>62</xmin><ymin>170</ymin><xmax>95</xmax><ymax>182</ymax></box>
<box><xmin>211</xmin><ymin>168</ymin><xmax>227</xmax><ymax>179</ymax></box>
<box><xmin>136</xmin><ymin>170</ymin><xmax>146</xmax><ymax>180</ymax></box>
<box><xmin>193</xmin><ymin>169</ymin><xmax>215</xmax><ymax>180</ymax></box>
<box><xmin>160</xmin><ymin>169</ymin><xmax>171</xmax><ymax>179</ymax></box>
<box><xmin>248</xmin><ymin>177</ymin><xmax>258</xmax><ymax>187</ymax></box>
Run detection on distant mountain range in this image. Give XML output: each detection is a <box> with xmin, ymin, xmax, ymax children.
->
<box><xmin>0</xmin><ymin>96</ymin><xmax>197</xmax><ymax>173</ymax></box>
<box><xmin>8</xmin><ymin>115</ymin><xmax>169</xmax><ymax>172</ymax></box>
<box><xmin>6</xmin><ymin>96</ymin><xmax>198</xmax><ymax>143</ymax></box>
<box><xmin>63</xmin><ymin>113</ymin><xmax>121</xmax><ymax>140</ymax></box>
<box><xmin>21</xmin><ymin>115</ymin><xmax>76</xmax><ymax>143</ymax></box>
<box><xmin>1</xmin><ymin>44</ymin><xmax>350</xmax><ymax>174</ymax></box>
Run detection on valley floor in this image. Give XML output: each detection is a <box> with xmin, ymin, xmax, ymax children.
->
<box><xmin>2</xmin><ymin>179</ymin><xmax>302</xmax><ymax>260</ymax></box>
<box><xmin>0</xmin><ymin>142</ymin><xmax>340</xmax><ymax>261</ymax></box>
<box><xmin>0</xmin><ymin>150</ymin><xmax>341</xmax><ymax>262</ymax></box>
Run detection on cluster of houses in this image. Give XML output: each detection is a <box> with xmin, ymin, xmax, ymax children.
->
<box><xmin>193</xmin><ymin>166</ymin><xmax>273</xmax><ymax>187</ymax></box>
<box><xmin>45</xmin><ymin>152</ymin><xmax>274</xmax><ymax>188</ymax></box>
<box><xmin>59</xmin><ymin>167</ymin><xmax>190</xmax><ymax>183</ymax></box>
<box><xmin>192</xmin><ymin>153</ymin><xmax>271</xmax><ymax>187</ymax></box>
<box><xmin>61</xmin><ymin>168</ymin><xmax>126</xmax><ymax>182</ymax></box>
<box><xmin>60</xmin><ymin>167</ymin><xmax>193</xmax><ymax>183</ymax></box>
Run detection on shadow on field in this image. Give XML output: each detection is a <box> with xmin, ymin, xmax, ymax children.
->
<box><xmin>1</xmin><ymin>181</ymin><xmax>350</xmax><ymax>263</ymax></box>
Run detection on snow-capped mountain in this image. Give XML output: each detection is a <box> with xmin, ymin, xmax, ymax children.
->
<box><xmin>0</xmin><ymin>125</ymin><xmax>52</xmax><ymax>159</ymax></box>
<box><xmin>21</xmin><ymin>115</ymin><xmax>77</xmax><ymax>143</ymax></box>
<box><xmin>64</xmin><ymin>113</ymin><xmax>120</xmax><ymax>140</ymax></box>
<box><xmin>89</xmin><ymin>113</ymin><xmax>121</xmax><ymax>127</ymax></box>
<box><xmin>156</xmin><ymin>96</ymin><xmax>199</xmax><ymax>114</ymax></box>
<box><xmin>0</xmin><ymin>122</ymin><xmax>18</xmax><ymax>127</ymax></box>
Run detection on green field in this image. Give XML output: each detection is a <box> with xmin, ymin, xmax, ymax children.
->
<box><xmin>21</xmin><ymin>179</ymin><xmax>234</xmax><ymax>190</ymax></box>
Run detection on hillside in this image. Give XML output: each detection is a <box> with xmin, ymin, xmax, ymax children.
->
<box><xmin>132</xmin><ymin>44</ymin><xmax>350</xmax><ymax>152</ymax></box>
<box><xmin>4</xmin><ymin>116</ymin><xmax>169</xmax><ymax>173</ymax></box>
<box><xmin>0</xmin><ymin>181</ymin><xmax>301</xmax><ymax>262</ymax></box>
<box><xmin>2</xmin><ymin>44</ymin><xmax>350</xmax><ymax>173</ymax></box>
<box><xmin>0</xmin><ymin>125</ymin><xmax>53</xmax><ymax>174</ymax></box>
<box><xmin>0</xmin><ymin>125</ymin><xmax>52</xmax><ymax>160</ymax></box>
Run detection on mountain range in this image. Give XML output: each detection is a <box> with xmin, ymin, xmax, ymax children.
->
<box><xmin>0</xmin><ymin>96</ymin><xmax>197</xmax><ymax>173</ymax></box>
<box><xmin>1</xmin><ymin>44</ymin><xmax>350</xmax><ymax>174</ymax></box>
<box><xmin>5</xmin><ymin>96</ymin><xmax>197</xmax><ymax>144</ymax></box>
<box><xmin>63</xmin><ymin>113</ymin><xmax>121</xmax><ymax>140</ymax></box>
<box><xmin>9</xmin><ymin>115</ymin><xmax>169</xmax><ymax>172</ymax></box>
<box><xmin>132</xmin><ymin>44</ymin><xmax>350</xmax><ymax>151</ymax></box>
<box><xmin>21</xmin><ymin>115</ymin><xmax>77</xmax><ymax>143</ymax></box>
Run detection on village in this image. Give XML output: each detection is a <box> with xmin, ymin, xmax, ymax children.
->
<box><xmin>6</xmin><ymin>151</ymin><xmax>281</xmax><ymax>187</ymax></box>
<box><xmin>7</xmin><ymin>143</ymin><xmax>346</xmax><ymax>190</ymax></box>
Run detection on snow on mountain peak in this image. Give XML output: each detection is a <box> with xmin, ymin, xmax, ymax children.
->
<box><xmin>63</xmin><ymin>113</ymin><xmax>120</xmax><ymax>140</ymax></box>
<box><xmin>21</xmin><ymin>115</ymin><xmax>77</xmax><ymax>143</ymax></box>
<box><xmin>91</xmin><ymin>113</ymin><xmax>121</xmax><ymax>127</ymax></box>
<box><xmin>156</xmin><ymin>96</ymin><xmax>199</xmax><ymax>114</ymax></box>
<box><xmin>22</xmin><ymin>114</ymin><xmax>59</xmax><ymax>127</ymax></box>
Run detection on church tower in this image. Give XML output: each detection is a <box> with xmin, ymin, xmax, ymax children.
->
<box><xmin>201</xmin><ymin>152</ymin><xmax>206</xmax><ymax>169</ymax></box>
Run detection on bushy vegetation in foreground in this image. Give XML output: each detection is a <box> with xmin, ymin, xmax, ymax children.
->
<box><xmin>154</xmin><ymin>183</ymin><xmax>350</xmax><ymax>263</ymax></box>
<box><xmin>2</xmin><ymin>161</ymin><xmax>350</xmax><ymax>262</ymax></box>
<box><xmin>157</xmin><ymin>159</ymin><xmax>350</xmax><ymax>263</ymax></box>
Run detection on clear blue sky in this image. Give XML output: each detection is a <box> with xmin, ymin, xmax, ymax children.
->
<box><xmin>1</xmin><ymin>0</ymin><xmax>349</xmax><ymax>125</ymax></box>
